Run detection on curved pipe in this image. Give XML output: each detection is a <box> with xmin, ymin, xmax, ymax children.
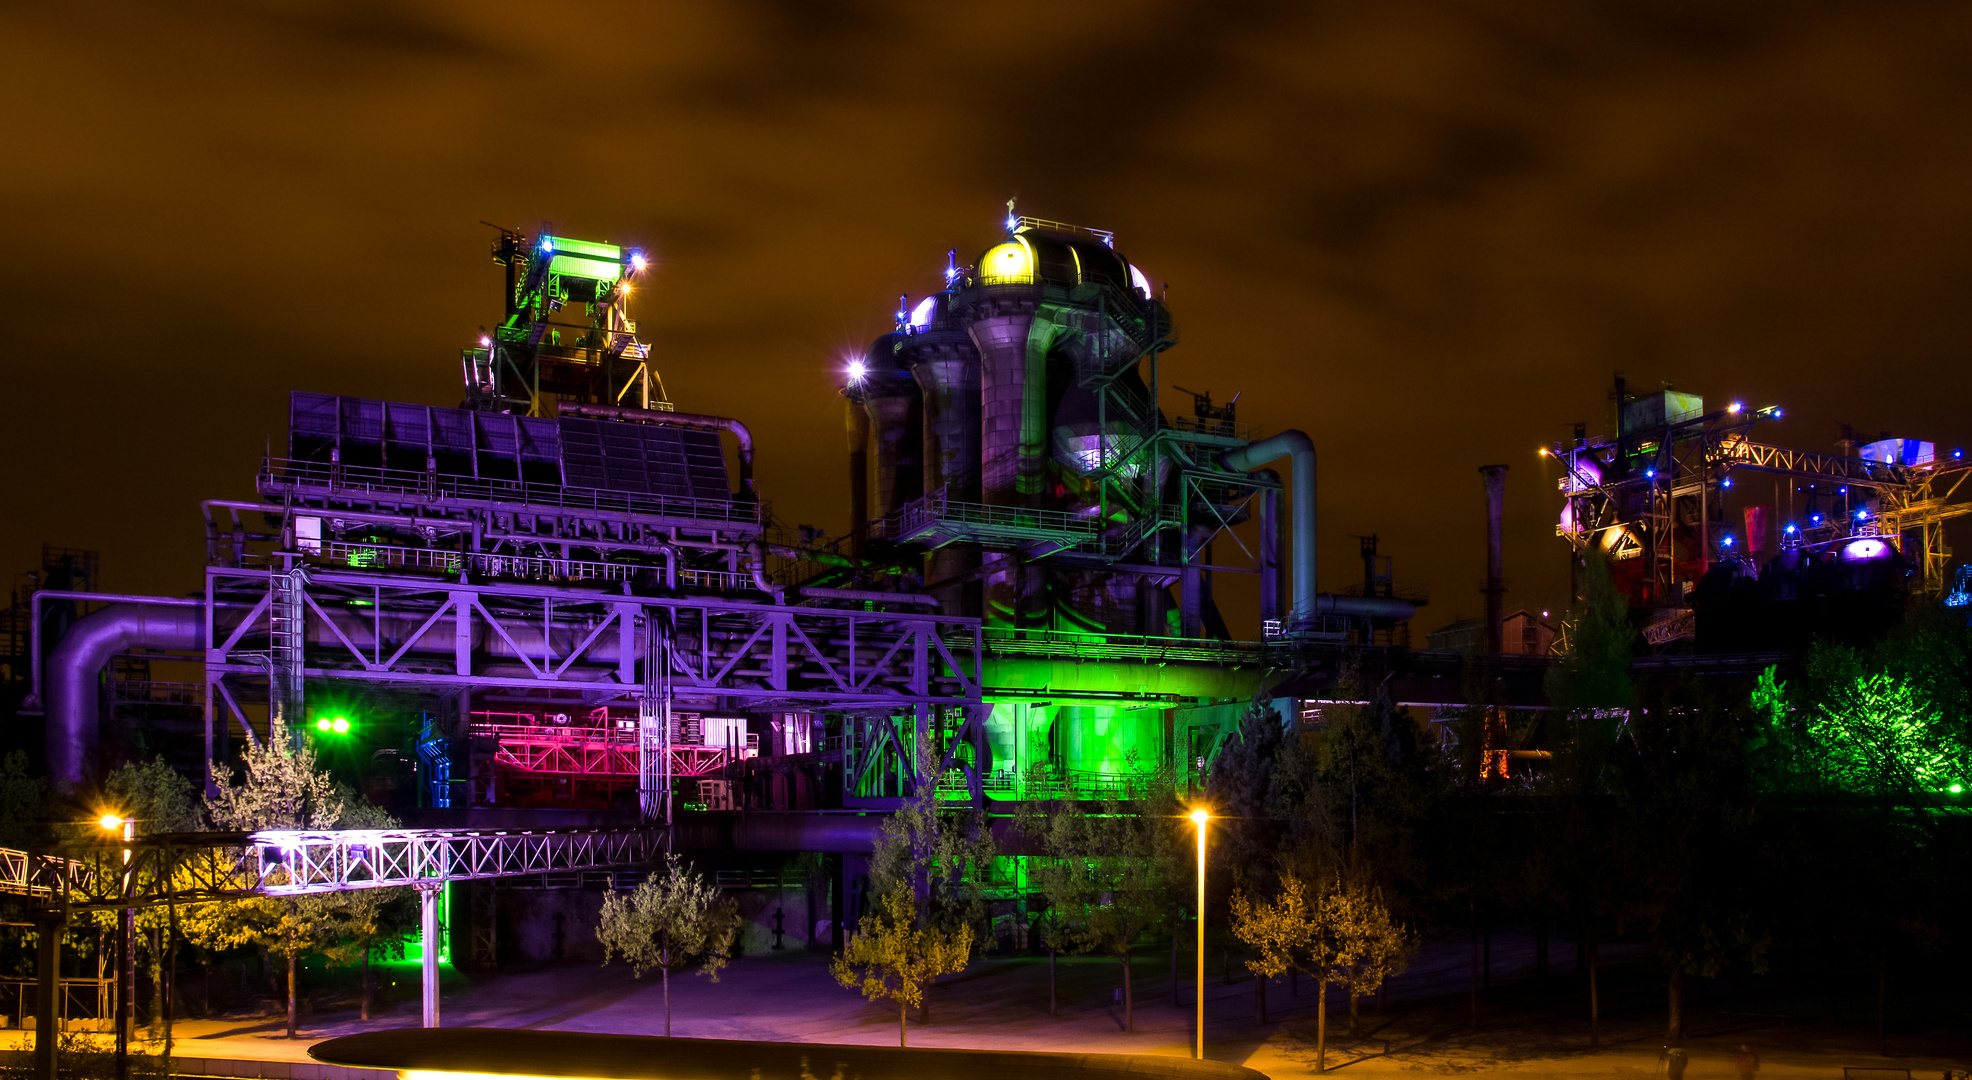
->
<box><xmin>1221</xmin><ymin>431</ymin><xmax>1317</xmax><ymax>628</ymax></box>
<box><xmin>46</xmin><ymin>604</ymin><xmax>205</xmax><ymax>788</ymax></box>
<box><xmin>557</xmin><ymin>403</ymin><xmax>755</xmax><ymax>497</ymax></box>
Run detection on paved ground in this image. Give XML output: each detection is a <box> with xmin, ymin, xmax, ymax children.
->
<box><xmin>124</xmin><ymin>933</ymin><xmax>1972</xmax><ymax>1078</ymax></box>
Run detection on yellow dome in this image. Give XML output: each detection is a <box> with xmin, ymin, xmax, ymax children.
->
<box><xmin>978</xmin><ymin>239</ymin><xmax>1035</xmax><ymax>285</ymax></box>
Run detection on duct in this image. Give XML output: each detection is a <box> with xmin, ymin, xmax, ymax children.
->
<box><xmin>794</xmin><ymin>586</ymin><xmax>940</xmax><ymax>610</ymax></box>
<box><xmin>1310</xmin><ymin>594</ymin><xmax>1416</xmax><ymax>620</ymax></box>
<box><xmin>1220</xmin><ymin>431</ymin><xmax>1319</xmax><ymax>628</ymax></box>
<box><xmin>556</xmin><ymin>403</ymin><xmax>756</xmax><ymax>497</ymax></box>
<box><xmin>744</xmin><ymin>540</ymin><xmax>784</xmax><ymax>602</ymax></box>
<box><xmin>1257</xmin><ymin>469</ymin><xmax>1284</xmax><ymax>629</ymax></box>
<box><xmin>46</xmin><ymin>604</ymin><xmax>205</xmax><ymax>788</ymax></box>
<box><xmin>681</xmin><ymin>813</ymin><xmax>1035</xmax><ymax>854</ymax></box>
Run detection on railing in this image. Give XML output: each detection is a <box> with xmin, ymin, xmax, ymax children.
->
<box><xmin>250</xmin><ymin>827</ymin><xmax>664</xmax><ymax>895</ymax></box>
<box><xmin>259</xmin><ymin>457</ymin><xmax>765</xmax><ymax>527</ymax></box>
<box><xmin>309</xmin><ymin>542</ymin><xmax>760</xmax><ymax>593</ymax></box>
<box><xmin>107</xmin><ymin>680</ymin><xmax>205</xmax><ymax>706</ymax></box>
<box><xmin>0</xmin><ymin>978</ymin><xmax>112</xmax><ymax>1029</ymax></box>
<box><xmin>1339</xmin><ymin>581</ymin><xmax>1431</xmax><ymax>604</ymax></box>
<box><xmin>1166</xmin><ymin>414</ymin><xmax>1263</xmax><ymax>441</ymax></box>
<box><xmin>985</xmin><ymin>627</ymin><xmax>1270</xmax><ymax>664</ymax></box>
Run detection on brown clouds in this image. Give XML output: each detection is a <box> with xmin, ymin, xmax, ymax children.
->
<box><xmin>4</xmin><ymin>1</ymin><xmax>1969</xmax><ymax>628</ymax></box>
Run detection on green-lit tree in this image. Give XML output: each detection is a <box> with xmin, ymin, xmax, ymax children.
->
<box><xmin>1019</xmin><ymin>769</ymin><xmax>1178</xmax><ymax>1034</ymax></box>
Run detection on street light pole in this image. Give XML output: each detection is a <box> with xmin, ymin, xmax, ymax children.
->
<box><xmin>102</xmin><ymin>815</ymin><xmax>135</xmax><ymax>1080</ymax></box>
<box><xmin>1190</xmin><ymin>809</ymin><xmax>1209</xmax><ymax>1060</ymax></box>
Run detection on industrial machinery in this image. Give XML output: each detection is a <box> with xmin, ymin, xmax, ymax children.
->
<box><xmin>826</xmin><ymin>212</ymin><xmax>1423</xmax><ymax>804</ymax></box>
<box><xmin>1549</xmin><ymin>375</ymin><xmax>1972</xmax><ymax>649</ymax></box>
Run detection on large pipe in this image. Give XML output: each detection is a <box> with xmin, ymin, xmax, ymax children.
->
<box><xmin>556</xmin><ymin>403</ymin><xmax>756</xmax><ymax>497</ymax></box>
<box><xmin>843</xmin><ymin>392</ymin><xmax>869</xmax><ymax>545</ymax></box>
<box><xmin>1221</xmin><ymin>431</ymin><xmax>1318</xmax><ymax>629</ymax></box>
<box><xmin>1480</xmin><ymin>464</ymin><xmax>1509</xmax><ymax>653</ymax></box>
<box><xmin>45</xmin><ymin>604</ymin><xmax>204</xmax><ymax>787</ymax></box>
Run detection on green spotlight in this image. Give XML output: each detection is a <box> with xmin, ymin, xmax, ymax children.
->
<box><xmin>333</xmin><ymin>717</ymin><xmax>350</xmax><ymax>734</ymax></box>
<box><xmin>1951</xmin><ymin>783</ymin><xmax>1964</xmax><ymax>794</ymax></box>
<box><xmin>316</xmin><ymin>718</ymin><xmax>332</xmax><ymax>732</ymax></box>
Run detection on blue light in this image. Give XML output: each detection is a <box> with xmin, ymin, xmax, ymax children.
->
<box><xmin>1722</xmin><ymin>477</ymin><xmax>1733</xmax><ymax>488</ymax></box>
<box><xmin>1645</xmin><ymin>468</ymin><xmax>1656</xmax><ymax>479</ymax></box>
<box><xmin>541</xmin><ymin>238</ymin><xmax>554</xmax><ymax>254</ymax></box>
<box><xmin>1857</xmin><ymin>509</ymin><xmax>1869</xmax><ymax>520</ymax></box>
<box><xmin>629</xmin><ymin>250</ymin><xmax>647</xmax><ymax>272</ymax></box>
<box><xmin>1005</xmin><ymin>216</ymin><xmax>1018</xmax><ymax>232</ymax></box>
<box><xmin>1812</xmin><ymin>514</ymin><xmax>1823</xmax><ymax>524</ymax></box>
<box><xmin>1722</xmin><ymin>535</ymin><xmax>1734</xmax><ymax>547</ymax></box>
<box><xmin>1956</xmin><ymin>449</ymin><xmax>1965</xmax><ymax>459</ymax></box>
<box><xmin>1773</xmin><ymin>408</ymin><xmax>1783</xmax><ymax>418</ymax></box>
<box><xmin>1839</xmin><ymin>486</ymin><xmax>1847</xmax><ymax>494</ymax></box>
<box><xmin>1784</xmin><ymin>524</ymin><xmax>1798</xmax><ymax>535</ymax></box>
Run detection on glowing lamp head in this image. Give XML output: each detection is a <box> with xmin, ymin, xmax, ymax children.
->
<box><xmin>98</xmin><ymin>814</ymin><xmax>124</xmax><ymax>831</ymax></box>
<box><xmin>629</xmin><ymin>251</ymin><xmax>647</xmax><ymax>273</ymax></box>
<box><xmin>1812</xmin><ymin>514</ymin><xmax>1823</xmax><ymax>524</ymax></box>
<box><xmin>1722</xmin><ymin>535</ymin><xmax>1734</xmax><ymax>547</ymax></box>
<box><xmin>1857</xmin><ymin>509</ymin><xmax>1869</xmax><ymax>520</ymax></box>
<box><xmin>539</xmin><ymin>237</ymin><xmax>554</xmax><ymax>254</ymax></box>
<box><xmin>1952</xmin><ymin>783</ymin><xmax>1964</xmax><ymax>794</ymax></box>
<box><xmin>846</xmin><ymin>360</ymin><xmax>867</xmax><ymax>384</ymax></box>
<box><xmin>316</xmin><ymin>718</ymin><xmax>331</xmax><ymax>731</ymax></box>
<box><xmin>1727</xmin><ymin>401</ymin><xmax>1743</xmax><ymax>414</ymax></box>
<box><xmin>478</xmin><ymin>335</ymin><xmax>491</xmax><ymax>348</ymax></box>
<box><xmin>332</xmin><ymin>717</ymin><xmax>350</xmax><ymax>734</ymax></box>
<box><xmin>1645</xmin><ymin>468</ymin><xmax>1656</xmax><ymax>479</ymax></box>
<box><xmin>1785</xmin><ymin>523</ymin><xmax>1798</xmax><ymax>535</ymax></box>
<box><xmin>1723</xmin><ymin>477</ymin><xmax>1733</xmax><ymax>488</ymax></box>
<box><xmin>1537</xmin><ymin>447</ymin><xmax>1548</xmax><ymax>456</ymax></box>
<box><xmin>1005</xmin><ymin>215</ymin><xmax>1018</xmax><ymax>232</ymax></box>
<box><xmin>1189</xmin><ymin>809</ymin><xmax>1209</xmax><ymax>825</ymax></box>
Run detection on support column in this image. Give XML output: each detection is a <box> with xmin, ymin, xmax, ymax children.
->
<box><xmin>419</xmin><ymin>885</ymin><xmax>441</xmax><ymax>1028</ymax></box>
<box><xmin>34</xmin><ymin>910</ymin><xmax>61</xmax><ymax>1080</ymax></box>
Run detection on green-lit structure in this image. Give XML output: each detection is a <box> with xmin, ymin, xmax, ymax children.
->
<box><xmin>811</xmin><ymin>213</ymin><xmax>1423</xmax><ymax>810</ymax></box>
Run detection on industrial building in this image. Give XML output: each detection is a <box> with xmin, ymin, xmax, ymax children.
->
<box><xmin>14</xmin><ymin>215</ymin><xmax>1968</xmax><ymax>967</ymax></box>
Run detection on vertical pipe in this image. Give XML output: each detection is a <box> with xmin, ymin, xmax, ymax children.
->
<box><xmin>844</xmin><ymin>393</ymin><xmax>870</xmax><ymax>549</ymax></box>
<box><xmin>1258</xmin><ymin>477</ymin><xmax>1283</xmax><ymax>632</ymax></box>
<box><xmin>1480</xmin><ymin>465</ymin><xmax>1509</xmax><ymax>654</ymax></box>
<box><xmin>420</xmin><ymin>886</ymin><xmax>440</xmax><ymax>1028</ymax></box>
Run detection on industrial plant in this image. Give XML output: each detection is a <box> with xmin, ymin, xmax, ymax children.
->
<box><xmin>4</xmin><ymin>208</ymin><xmax>1968</xmax><ymax>1008</ymax></box>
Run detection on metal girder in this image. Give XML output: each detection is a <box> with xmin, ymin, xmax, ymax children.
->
<box><xmin>248</xmin><ymin>827</ymin><xmax>663</xmax><ymax>896</ymax></box>
<box><xmin>204</xmin><ymin>565</ymin><xmax>982</xmax><ymax>717</ymax></box>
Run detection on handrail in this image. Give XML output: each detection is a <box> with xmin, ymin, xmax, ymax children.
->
<box><xmin>259</xmin><ymin>457</ymin><xmax>765</xmax><ymax>527</ymax></box>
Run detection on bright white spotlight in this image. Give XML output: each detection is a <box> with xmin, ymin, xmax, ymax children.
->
<box><xmin>1727</xmin><ymin>402</ymin><xmax>1743</xmax><ymax>414</ymax></box>
<box><xmin>847</xmin><ymin>360</ymin><xmax>867</xmax><ymax>384</ymax></box>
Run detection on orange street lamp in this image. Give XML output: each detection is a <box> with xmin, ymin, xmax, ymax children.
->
<box><xmin>1190</xmin><ymin>808</ymin><xmax>1209</xmax><ymax>1059</ymax></box>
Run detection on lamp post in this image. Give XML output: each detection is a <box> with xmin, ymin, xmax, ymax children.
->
<box><xmin>1190</xmin><ymin>808</ymin><xmax>1209</xmax><ymax>1060</ymax></box>
<box><xmin>99</xmin><ymin>813</ymin><xmax>135</xmax><ymax>1080</ymax></box>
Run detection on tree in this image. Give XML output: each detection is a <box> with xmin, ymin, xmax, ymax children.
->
<box><xmin>315</xmin><ymin>797</ymin><xmax>414</xmax><ymax>1022</ymax></box>
<box><xmin>1020</xmin><ymin>773</ymin><xmax>1177</xmax><ymax>1034</ymax></box>
<box><xmin>830</xmin><ymin>890</ymin><xmax>973</xmax><ymax>1047</ymax></box>
<box><xmin>201</xmin><ymin>723</ymin><xmax>345</xmax><ymax>1037</ymax></box>
<box><xmin>597</xmin><ymin>853</ymin><xmax>740</xmax><ymax>1036</ymax></box>
<box><xmin>866</xmin><ymin>738</ymin><xmax>996</xmax><ymax>1022</ymax></box>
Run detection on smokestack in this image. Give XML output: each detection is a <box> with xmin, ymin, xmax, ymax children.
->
<box><xmin>844</xmin><ymin>392</ymin><xmax>869</xmax><ymax>551</ymax></box>
<box><xmin>1480</xmin><ymin>464</ymin><xmax>1509</xmax><ymax>654</ymax></box>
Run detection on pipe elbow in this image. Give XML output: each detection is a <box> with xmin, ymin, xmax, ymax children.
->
<box><xmin>47</xmin><ymin>604</ymin><xmax>204</xmax><ymax>787</ymax></box>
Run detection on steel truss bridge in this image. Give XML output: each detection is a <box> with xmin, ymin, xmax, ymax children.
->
<box><xmin>0</xmin><ymin>826</ymin><xmax>666</xmax><ymax>1041</ymax></box>
<box><xmin>199</xmin><ymin>563</ymin><xmax>987</xmax><ymax>815</ymax></box>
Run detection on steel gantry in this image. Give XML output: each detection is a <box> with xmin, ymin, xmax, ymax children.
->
<box><xmin>200</xmin><ymin>563</ymin><xmax>983</xmax><ymax>815</ymax></box>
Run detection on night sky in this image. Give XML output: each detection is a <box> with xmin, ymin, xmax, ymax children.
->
<box><xmin>6</xmin><ymin>2</ymin><xmax>1971</xmax><ymax>635</ymax></box>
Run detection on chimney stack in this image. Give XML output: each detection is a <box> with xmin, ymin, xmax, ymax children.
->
<box><xmin>1480</xmin><ymin>464</ymin><xmax>1509</xmax><ymax>654</ymax></box>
